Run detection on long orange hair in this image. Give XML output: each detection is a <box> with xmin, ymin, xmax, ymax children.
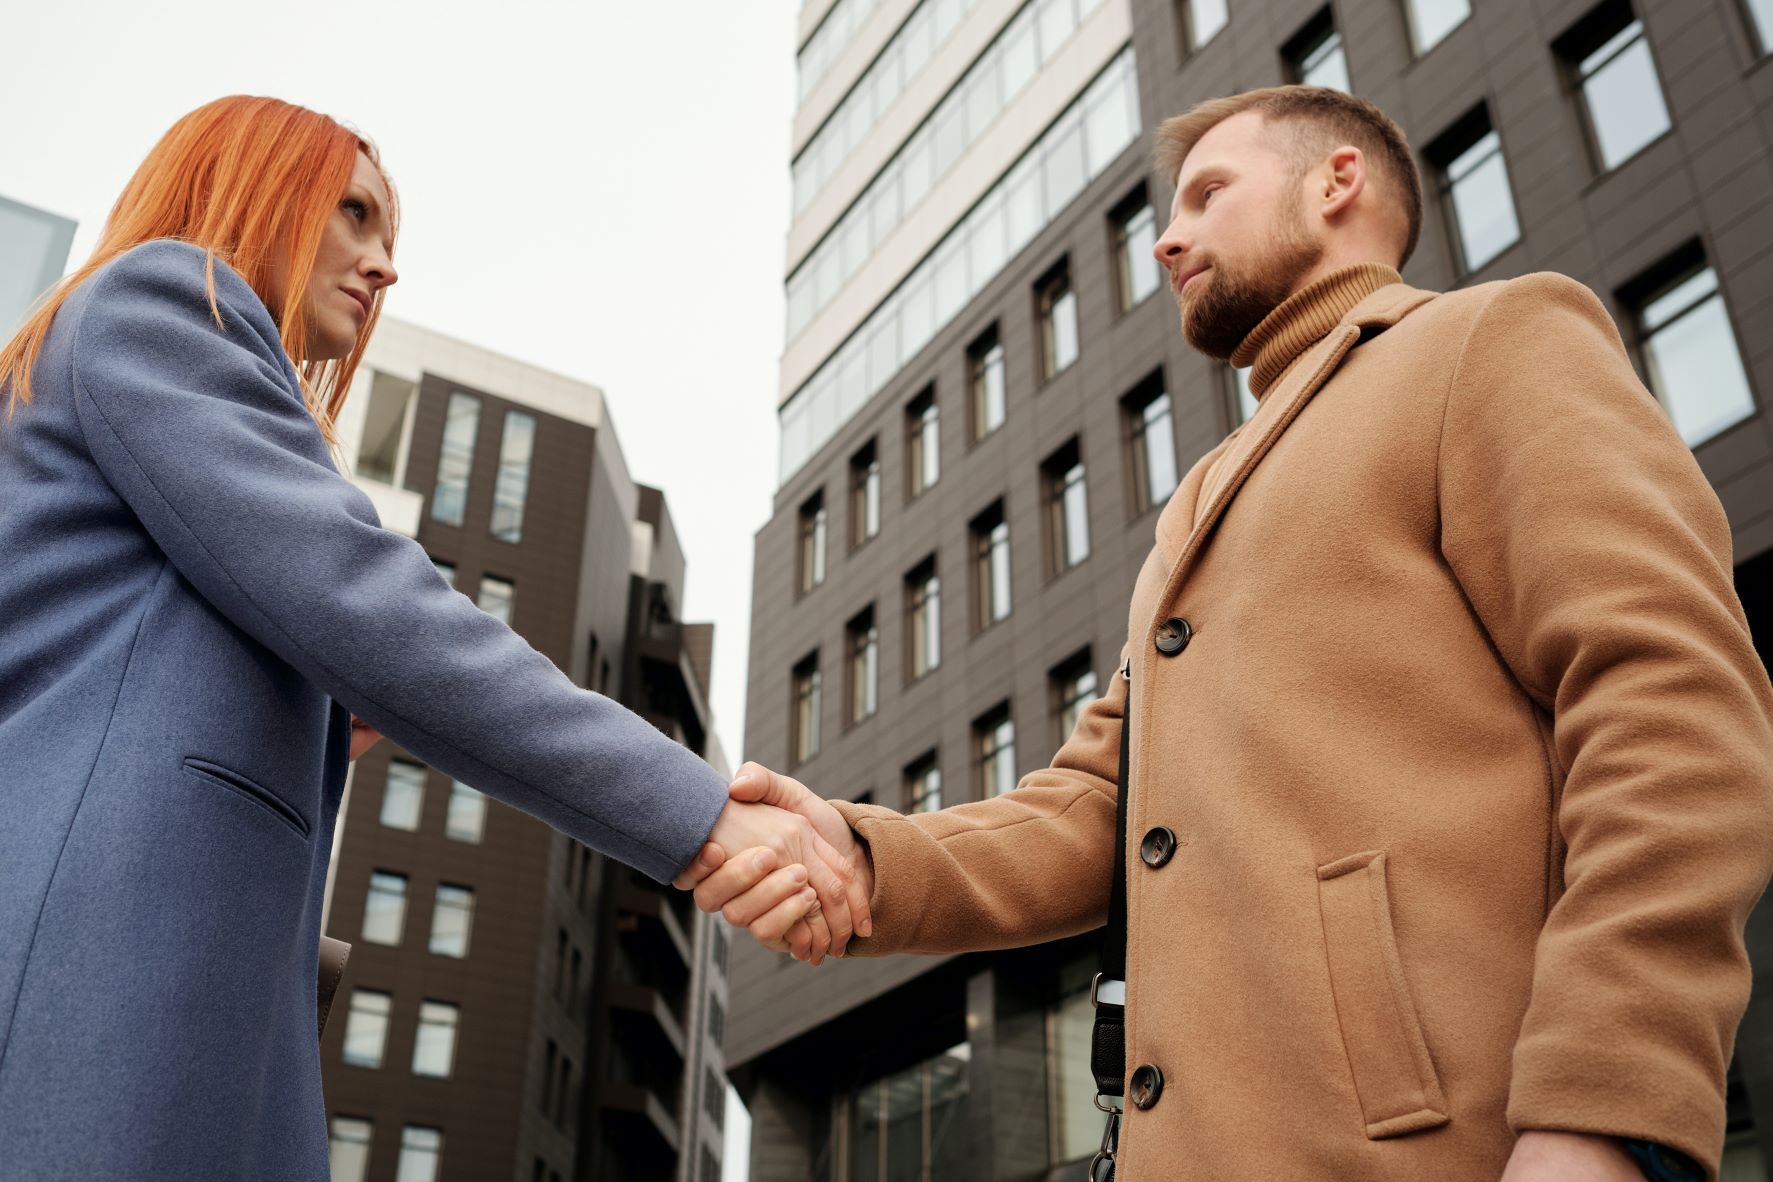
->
<box><xmin>0</xmin><ymin>95</ymin><xmax>398</xmax><ymax>446</ymax></box>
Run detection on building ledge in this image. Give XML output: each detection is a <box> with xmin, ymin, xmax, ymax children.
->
<box><xmin>350</xmin><ymin>475</ymin><xmax>424</xmax><ymax>538</ymax></box>
<box><xmin>599</xmin><ymin>1081</ymin><xmax>680</xmax><ymax>1153</ymax></box>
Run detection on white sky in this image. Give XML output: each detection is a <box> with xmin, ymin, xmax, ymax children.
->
<box><xmin>0</xmin><ymin>0</ymin><xmax>800</xmax><ymax>768</ymax></box>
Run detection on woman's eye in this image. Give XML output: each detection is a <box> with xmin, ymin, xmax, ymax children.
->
<box><xmin>342</xmin><ymin>199</ymin><xmax>367</xmax><ymax>221</ymax></box>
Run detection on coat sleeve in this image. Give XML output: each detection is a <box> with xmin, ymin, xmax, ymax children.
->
<box><xmin>65</xmin><ymin>240</ymin><xmax>727</xmax><ymax>884</ymax></box>
<box><xmin>1437</xmin><ymin>271</ymin><xmax>1773</xmax><ymax>1173</ymax></box>
<box><xmin>830</xmin><ymin>643</ymin><xmax>1127</xmax><ymax>956</ymax></box>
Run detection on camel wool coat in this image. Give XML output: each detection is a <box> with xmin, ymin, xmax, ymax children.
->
<box><xmin>831</xmin><ymin>265</ymin><xmax>1773</xmax><ymax>1180</ymax></box>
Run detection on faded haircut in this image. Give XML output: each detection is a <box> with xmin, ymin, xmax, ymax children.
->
<box><xmin>1154</xmin><ymin>86</ymin><xmax>1424</xmax><ymax>266</ymax></box>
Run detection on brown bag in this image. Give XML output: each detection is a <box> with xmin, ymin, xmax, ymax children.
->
<box><xmin>317</xmin><ymin>936</ymin><xmax>351</xmax><ymax>1039</ymax></box>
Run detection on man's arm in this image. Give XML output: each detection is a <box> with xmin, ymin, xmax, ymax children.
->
<box><xmin>1438</xmin><ymin>272</ymin><xmax>1773</xmax><ymax>1176</ymax></box>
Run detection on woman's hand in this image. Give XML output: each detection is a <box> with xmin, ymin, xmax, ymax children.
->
<box><xmin>348</xmin><ymin>715</ymin><xmax>384</xmax><ymax>761</ymax></box>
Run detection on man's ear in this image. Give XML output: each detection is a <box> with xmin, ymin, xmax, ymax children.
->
<box><xmin>1319</xmin><ymin>145</ymin><xmax>1367</xmax><ymax>221</ymax></box>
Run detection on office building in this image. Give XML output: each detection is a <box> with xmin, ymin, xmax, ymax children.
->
<box><xmin>0</xmin><ymin>193</ymin><xmax>76</xmax><ymax>334</ymax></box>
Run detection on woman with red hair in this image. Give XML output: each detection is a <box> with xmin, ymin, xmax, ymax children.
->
<box><xmin>0</xmin><ymin>96</ymin><xmax>862</xmax><ymax>1179</ymax></box>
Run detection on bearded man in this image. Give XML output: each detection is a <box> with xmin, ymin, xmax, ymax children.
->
<box><xmin>682</xmin><ymin>87</ymin><xmax>1773</xmax><ymax>1181</ymax></box>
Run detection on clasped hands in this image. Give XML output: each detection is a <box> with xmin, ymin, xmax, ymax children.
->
<box><xmin>673</xmin><ymin>762</ymin><xmax>874</xmax><ymax>966</ymax></box>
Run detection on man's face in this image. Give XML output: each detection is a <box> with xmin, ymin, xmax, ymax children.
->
<box><xmin>1152</xmin><ymin>111</ymin><xmax>1325</xmax><ymax>359</ymax></box>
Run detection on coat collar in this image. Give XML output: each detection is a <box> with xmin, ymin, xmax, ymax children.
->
<box><xmin>1152</xmin><ymin>281</ymin><xmax>1440</xmax><ymax>629</ymax></box>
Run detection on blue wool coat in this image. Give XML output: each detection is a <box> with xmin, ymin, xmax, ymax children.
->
<box><xmin>0</xmin><ymin>240</ymin><xmax>729</xmax><ymax>1178</ymax></box>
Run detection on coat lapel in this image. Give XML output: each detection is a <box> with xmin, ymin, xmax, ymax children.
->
<box><xmin>1149</xmin><ymin>284</ymin><xmax>1440</xmax><ymax>635</ymax></box>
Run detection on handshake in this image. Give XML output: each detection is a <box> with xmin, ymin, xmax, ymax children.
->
<box><xmin>672</xmin><ymin>762</ymin><xmax>875</xmax><ymax>966</ymax></box>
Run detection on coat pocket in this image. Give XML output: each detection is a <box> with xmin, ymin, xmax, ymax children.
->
<box><xmin>1316</xmin><ymin>850</ymin><xmax>1449</xmax><ymax>1139</ymax></box>
<box><xmin>182</xmin><ymin>757</ymin><xmax>311</xmax><ymax>838</ymax></box>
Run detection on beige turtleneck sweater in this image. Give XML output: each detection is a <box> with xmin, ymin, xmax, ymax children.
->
<box><xmin>1232</xmin><ymin>261</ymin><xmax>1402</xmax><ymax>396</ymax></box>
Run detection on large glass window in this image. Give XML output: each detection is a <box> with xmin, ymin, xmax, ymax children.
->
<box><xmin>1562</xmin><ymin>3</ymin><xmax>1670</xmax><ymax>172</ymax></box>
<box><xmin>429</xmin><ymin>884</ymin><xmax>474</xmax><ymax>958</ymax></box>
<box><xmin>412</xmin><ymin>1002</ymin><xmax>459</xmax><ymax>1078</ymax></box>
<box><xmin>847</xmin><ymin>607</ymin><xmax>879</xmax><ymax>726</ymax></box>
<box><xmin>329</xmin><ymin>1117</ymin><xmax>374</xmax><ymax>1182</ymax></box>
<box><xmin>395</xmin><ymin>1126</ymin><xmax>442</xmax><ymax>1182</ymax></box>
<box><xmin>907</xmin><ymin>388</ymin><xmax>940</xmax><ymax>499</ymax></box>
<box><xmin>970</xmin><ymin>328</ymin><xmax>1007</xmax><ymax>441</ymax></box>
<box><xmin>445</xmin><ymin>781</ymin><xmax>487</xmax><ymax>843</ymax></box>
<box><xmin>1037</xmin><ymin>263</ymin><xmax>1080</xmax><ymax>380</ymax></box>
<box><xmin>778</xmin><ymin>49</ymin><xmax>1141</xmax><ymax>484</ymax></box>
<box><xmin>850</xmin><ymin>440</ymin><xmax>881</xmax><ymax>548</ymax></box>
<box><xmin>1630</xmin><ymin>256</ymin><xmax>1757</xmax><ymax>447</ymax></box>
<box><xmin>431</xmin><ymin>558</ymin><xmax>456</xmax><ymax>588</ymax></box>
<box><xmin>905</xmin><ymin>751</ymin><xmax>942</xmax><ymax>813</ymax></box>
<box><xmin>431</xmin><ymin>392</ymin><xmax>481</xmax><ymax>526</ymax></box>
<box><xmin>1112</xmin><ymin>193</ymin><xmax>1161</xmax><ymax>311</ymax></box>
<box><xmin>975</xmin><ymin>703</ymin><xmax>1017</xmax><ymax>797</ymax></box>
<box><xmin>341</xmin><ymin>990</ymin><xmax>392</xmax><ymax>1068</ymax></box>
<box><xmin>907</xmin><ymin>558</ymin><xmax>941</xmax><ymax>680</ymax></box>
<box><xmin>798</xmin><ymin>491</ymin><xmax>828</xmax><ymax>595</ymax></box>
<box><xmin>1052</xmin><ymin>650</ymin><xmax>1098</xmax><ymax>748</ymax></box>
<box><xmin>1430</xmin><ymin>107</ymin><xmax>1519</xmax><ymax>275</ymax></box>
<box><xmin>1403</xmin><ymin>0</ymin><xmax>1468</xmax><ymax>54</ymax></box>
<box><xmin>1047</xmin><ymin>959</ymin><xmax>1101</xmax><ymax>1163</ymax></box>
<box><xmin>793</xmin><ymin>653</ymin><xmax>823</xmax><ymax>765</ymax></box>
<box><xmin>1749</xmin><ymin>0</ymin><xmax>1773</xmax><ymax>54</ymax></box>
<box><xmin>1043</xmin><ymin>440</ymin><xmax>1090</xmax><ymax>576</ymax></box>
<box><xmin>1228</xmin><ymin>366</ymin><xmax>1258</xmax><ymax>427</ymax></box>
<box><xmin>477</xmin><ymin>576</ymin><xmax>514</xmax><ymax>626</ymax></box>
<box><xmin>1178</xmin><ymin>0</ymin><xmax>1229</xmax><ymax>52</ymax></box>
<box><xmin>796</xmin><ymin>0</ymin><xmax>885</xmax><ymax>104</ymax></box>
<box><xmin>362</xmin><ymin>871</ymin><xmax>408</xmax><ymax>946</ymax></box>
<box><xmin>380</xmin><ymin>760</ymin><xmax>425</xmax><ymax>831</ymax></box>
<box><xmin>1287</xmin><ymin>8</ymin><xmax>1350</xmax><ymax>92</ymax></box>
<box><xmin>972</xmin><ymin>501</ymin><xmax>1012</xmax><ymax>630</ymax></box>
<box><xmin>847</xmin><ymin>1042</ymin><xmax>972</xmax><ymax>1179</ymax></box>
<box><xmin>1124</xmin><ymin>375</ymin><xmax>1178</xmax><ymax>515</ymax></box>
<box><xmin>491</xmin><ymin>410</ymin><xmax>536</xmax><ymax>543</ymax></box>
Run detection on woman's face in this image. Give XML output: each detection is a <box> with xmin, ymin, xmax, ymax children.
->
<box><xmin>289</xmin><ymin>150</ymin><xmax>398</xmax><ymax>361</ymax></box>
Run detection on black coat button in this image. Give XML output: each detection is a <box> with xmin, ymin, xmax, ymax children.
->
<box><xmin>1129</xmin><ymin>1064</ymin><xmax>1164</xmax><ymax>1110</ymax></box>
<box><xmin>1140</xmin><ymin>827</ymin><xmax>1177</xmax><ymax>868</ymax></box>
<box><xmin>1154</xmin><ymin>617</ymin><xmax>1192</xmax><ymax>655</ymax></box>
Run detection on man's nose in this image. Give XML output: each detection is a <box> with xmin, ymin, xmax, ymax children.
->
<box><xmin>1152</xmin><ymin>214</ymin><xmax>1188</xmax><ymax>270</ymax></box>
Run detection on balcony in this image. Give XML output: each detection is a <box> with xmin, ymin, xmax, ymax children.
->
<box><xmin>349</xmin><ymin>476</ymin><xmax>424</xmax><ymax>538</ymax></box>
<box><xmin>598</xmin><ymin>1080</ymin><xmax>681</xmax><ymax>1159</ymax></box>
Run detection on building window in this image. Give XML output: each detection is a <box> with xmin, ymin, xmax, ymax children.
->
<box><xmin>1626</xmin><ymin>250</ymin><xmax>1758</xmax><ymax>447</ymax></box>
<box><xmin>478</xmin><ymin>576</ymin><xmax>514</xmax><ymax>626</ymax></box>
<box><xmin>906</xmin><ymin>558</ymin><xmax>941</xmax><ymax>680</ymax></box>
<box><xmin>412</xmin><ymin>1001</ymin><xmax>459</xmax><ymax>1079</ymax></box>
<box><xmin>1111</xmin><ymin>192</ymin><xmax>1162</xmax><ymax>311</ymax></box>
<box><xmin>1047</xmin><ymin>958</ymin><xmax>1103</xmax><ymax>1163</ymax></box>
<box><xmin>846</xmin><ymin>606</ymin><xmax>879</xmax><ymax>726</ymax></box>
<box><xmin>396</xmin><ymin>1126</ymin><xmax>442</xmax><ymax>1182</ymax></box>
<box><xmin>1043</xmin><ymin>440</ymin><xmax>1090</xmax><ymax>577</ymax></box>
<box><xmin>971</xmin><ymin>501</ymin><xmax>1012</xmax><ymax>631</ymax></box>
<box><xmin>1427</xmin><ymin>106</ymin><xmax>1519</xmax><ymax>275</ymax></box>
<box><xmin>555</xmin><ymin>1056</ymin><xmax>572</xmax><ymax>1126</ymax></box>
<box><xmin>362</xmin><ymin>871</ymin><xmax>408</xmax><ymax>946</ymax></box>
<box><xmin>850</xmin><ymin>440</ymin><xmax>881</xmax><ymax>548</ymax></box>
<box><xmin>356</xmin><ymin>371</ymin><xmax>416</xmax><ymax>487</ymax></box>
<box><xmin>429</xmin><ymin>884</ymin><xmax>474</xmax><ymax>958</ymax></box>
<box><xmin>1052</xmin><ymin>650</ymin><xmax>1098</xmax><ymax>749</ymax></box>
<box><xmin>975</xmin><ymin>702</ymin><xmax>1018</xmax><ymax>798</ymax></box>
<box><xmin>847</xmin><ymin>1042</ymin><xmax>972</xmax><ymax>1178</ymax></box>
<box><xmin>1177</xmin><ymin>0</ymin><xmax>1229</xmax><ymax>53</ymax></box>
<box><xmin>705</xmin><ymin>1067</ymin><xmax>726</xmax><ymax>1129</ymax></box>
<box><xmin>1227</xmin><ymin>366</ymin><xmax>1258</xmax><ymax>427</ymax></box>
<box><xmin>708</xmin><ymin>999</ymin><xmax>726</xmax><ymax>1047</ymax></box>
<box><xmin>431</xmin><ymin>558</ymin><xmax>455</xmax><ymax>587</ymax></box>
<box><xmin>970</xmin><ymin>327</ymin><xmax>1007</xmax><ymax>441</ymax></box>
<box><xmin>491</xmin><ymin>410</ymin><xmax>536</xmax><ymax>543</ymax></box>
<box><xmin>792</xmin><ymin>653</ymin><xmax>822</xmax><ymax>765</ymax></box>
<box><xmin>1285</xmin><ymin>8</ymin><xmax>1350</xmax><ymax>92</ymax></box>
<box><xmin>1748</xmin><ymin>0</ymin><xmax>1773</xmax><ymax>54</ymax></box>
<box><xmin>1037</xmin><ymin>263</ymin><xmax>1080</xmax><ymax>380</ymax></box>
<box><xmin>906</xmin><ymin>388</ymin><xmax>940</xmax><ymax>499</ymax></box>
<box><xmin>341</xmin><ymin>989</ymin><xmax>392</xmax><ymax>1068</ymax></box>
<box><xmin>1124</xmin><ymin>375</ymin><xmax>1179</xmax><ymax>515</ymax></box>
<box><xmin>712</xmin><ymin>924</ymin><xmax>730</xmax><ymax>978</ymax></box>
<box><xmin>1403</xmin><ymin>0</ymin><xmax>1468</xmax><ymax>54</ymax></box>
<box><xmin>905</xmin><ymin>751</ymin><xmax>942</xmax><ymax>813</ymax></box>
<box><xmin>701</xmin><ymin>1146</ymin><xmax>722</xmax><ymax>1182</ymax></box>
<box><xmin>1560</xmin><ymin>1</ymin><xmax>1670</xmax><ymax>172</ymax></box>
<box><xmin>568</xmin><ymin>946</ymin><xmax>582</xmax><ymax>1012</ymax></box>
<box><xmin>542</xmin><ymin>1040</ymin><xmax>558</xmax><ymax>1114</ymax></box>
<box><xmin>431</xmin><ymin>392</ymin><xmax>481</xmax><ymax>526</ymax></box>
<box><xmin>553</xmin><ymin>928</ymin><xmax>568</xmax><ymax>998</ymax></box>
<box><xmin>445</xmin><ymin>781</ymin><xmax>486</xmax><ymax>843</ymax></box>
<box><xmin>379</xmin><ymin>760</ymin><xmax>425</xmax><ymax>831</ymax></box>
<box><xmin>798</xmin><ymin>491</ymin><xmax>827</xmax><ymax>595</ymax></box>
<box><xmin>329</xmin><ymin>1116</ymin><xmax>374</xmax><ymax>1182</ymax></box>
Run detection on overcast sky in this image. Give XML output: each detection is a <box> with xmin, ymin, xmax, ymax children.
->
<box><xmin>0</xmin><ymin>0</ymin><xmax>799</xmax><ymax>767</ymax></box>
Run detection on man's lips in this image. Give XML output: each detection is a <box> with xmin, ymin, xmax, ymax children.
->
<box><xmin>1172</xmin><ymin>263</ymin><xmax>1209</xmax><ymax>297</ymax></box>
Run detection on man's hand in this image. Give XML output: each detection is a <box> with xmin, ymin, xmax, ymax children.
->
<box><xmin>682</xmin><ymin>792</ymin><xmax>867</xmax><ymax>965</ymax></box>
<box><xmin>1500</xmin><ymin>1132</ymin><xmax>1643</xmax><ymax>1182</ymax></box>
<box><xmin>676</xmin><ymin>763</ymin><xmax>875</xmax><ymax>964</ymax></box>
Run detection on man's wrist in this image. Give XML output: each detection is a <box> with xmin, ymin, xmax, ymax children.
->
<box><xmin>1619</xmin><ymin>1138</ymin><xmax>1702</xmax><ymax>1182</ymax></box>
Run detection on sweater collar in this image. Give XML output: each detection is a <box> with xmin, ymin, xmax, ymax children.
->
<box><xmin>1231</xmin><ymin>262</ymin><xmax>1402</xmax><ymax>397</ymax></box>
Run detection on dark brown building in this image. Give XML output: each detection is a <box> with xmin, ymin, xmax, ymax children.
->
<box><xmin>318</xmin><ymin>318</ymin><xmax>734</xmax><ymax>1182</ymax></box>
<box><xmin>734</xmin><ymin>0</ymin><xmax>1773</xmax><ymax>1177</ymax></box>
